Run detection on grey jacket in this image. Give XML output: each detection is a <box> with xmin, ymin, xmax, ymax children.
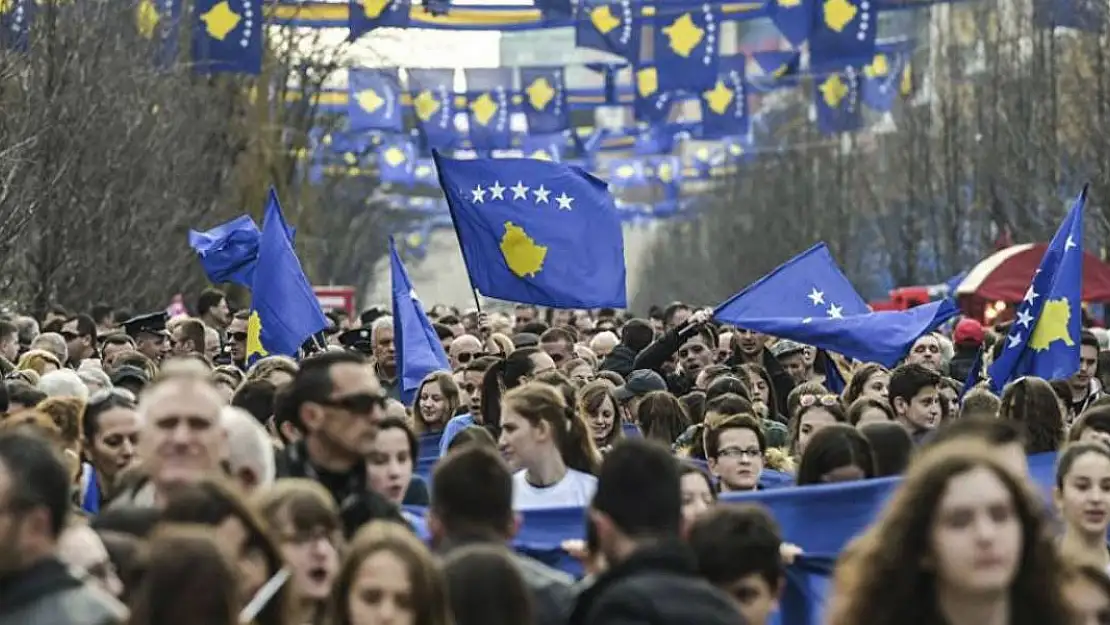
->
<box><xmin>0</xmin><ymin>558</ymin><xmax>127</xmax><ymax>625</ymax></box>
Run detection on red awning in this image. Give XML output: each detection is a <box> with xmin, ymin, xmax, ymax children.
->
<box><xmin>955</xmin><ymin>243</ymin><xmax>1110</xmax><ymax>302</ymax></box>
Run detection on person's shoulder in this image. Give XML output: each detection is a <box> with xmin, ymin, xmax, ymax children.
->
<box><xmin>567</xmin><ymin>469</ymin><xmax>598</xmax><ymax>485</ymax></box>
<box><xmin>512</xmin><ymin>550</ymin><xmax>575</xmax><ymax>587</ymax></box>
<box><xmin>586</xmin><ymin>572</ymin><xmax>742</xmax><ymax>625</ymax></box>
<box><xmin>54</xmin><ymin>581</ymin><xmax>129</xmax><ymax>625</ymax></box>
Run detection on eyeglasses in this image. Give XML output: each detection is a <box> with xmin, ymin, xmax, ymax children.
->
<box><xmin>89</xmin><ymin>387</ymin><xmax>137</xmax><ymax>406</ymax></box>
<box><xmin>314</xmin><ymin>393</ymin><xmax>387</xmax><ymax>415</ymax></box>
<box><xmin>456</xmin><ymin>351</ymin><xmax>485</xmax><ymax>364</ymax></box>
<box><xmin>798</xmin><ymin>394</ymin><xmax>840</xmax><ymax>408</ymax></box>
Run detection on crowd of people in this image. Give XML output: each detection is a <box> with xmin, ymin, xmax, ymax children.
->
<box><xmin>1</xmin><ymin>291</ymin><xmax>1110</xmax><ymax>625</ymax></box>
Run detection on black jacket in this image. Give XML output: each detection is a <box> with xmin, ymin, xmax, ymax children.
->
<box><xmin>600</xmin><ymin>344</ymin><xmax>639</xmax><ymax>379</ymax></box>
<box><xmin>569</xmin><ymin>541</ymin><xmax>744</xmax><ymax>625</ymax></box>
<box><xmin>439</xmin><ymin>534</ymin><xmax>576</xmax><ymax>625</ymax></box>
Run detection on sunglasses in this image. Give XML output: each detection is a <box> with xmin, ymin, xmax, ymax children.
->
<box><xmin>314</xmin><ymin>393</ymin><xmax>387</xmax><ymax>415</ymax></box>
<box><xmin>456</xmin><ymin>351</ymin><xmax>485</xmax><ymax>364</ymax></box>
<box><xmin>229</xmin><ymin>332</ymin><xmax>249</xmax><ymax>342</ymax></box>
<box><xmin>798</xmin><ymin>393</ymin><xmax>840</xmax><ymax>408</ymax></box>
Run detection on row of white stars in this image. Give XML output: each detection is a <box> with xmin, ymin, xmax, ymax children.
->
<box><xmin>470</xmin><ymin>181</ymin><xmax>574</xmax><ymax>210</ymax></box>
<box><xmin>1005</xmin><ymin>234</ymin><xmax>1077</xmax><ymax>348</ymax></box>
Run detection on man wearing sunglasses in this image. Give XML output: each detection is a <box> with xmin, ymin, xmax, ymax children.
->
<box><xmin>275</xmin><ymin>351</ymin><xmax>396</xmax><ymax>536</ymax></box>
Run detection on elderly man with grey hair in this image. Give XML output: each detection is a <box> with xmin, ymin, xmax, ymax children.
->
<box><xmin>38</xmin><ymin>369</ymin><xmax>90</xmax><ymax>402</ymax></box>
<box><xmin>369</xmin><ymin>315</ymin><xmax>399</xmax><ymax>400</ymax></box>
<box><xmin>221</xmin><ymin>406</ymin><xmax>276</xmax><ymax>495</ymax></box>
<box><xmin>13</xmin><ymin>315</ymin><xmax>39</xmax><ymax>350</ymax></box>
<box><xmin>30</xmin><ymin>332</ymin><xmax>68</xmax><ymax>366</ymax></box>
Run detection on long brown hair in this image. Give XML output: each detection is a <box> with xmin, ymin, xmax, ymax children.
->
<box><xmin>504</xmin><ymin>380</ymin><xmax>599</xmax><ymax>474</ymax></box>
<box><xmin>127</xmin><ymin>524</ymin><xmax>239</xmax><ymax>625</ymax></box>
<box><xmin>326</xmin><ymin>521</ymin><xmax>453</xmax><ymax>625</ymax></box>
<box><xmin>412</xmin><ymin>371</ymin><xmax>461</xmax><ymax>434</ymax></box>
<box><xmin>999</xmin><ymin>376</ymin><xmax>1064</xmax><ymax>454</ymax></box>
<box><xmin>578</xmin><ymin>380</ymin><xmax>622</xmax><ymax>448</ymax></box>
<box><xmin>826</xmin><ymin>440</ymin><xmax>1069</xmax><ymax>625</ymax></box>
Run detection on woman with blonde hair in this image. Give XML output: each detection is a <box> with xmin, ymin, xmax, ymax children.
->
<box><xmin>246</xmin><ymin>356</ymin><xmax>299</xmax><ymax>388</ymax></box>
<box><xmin>326</xmin><ymin>521</ymin><xmax>453</xmax><ymax>625</ymax></box>
<box><xmin>826</xmin><ymin>439</ymin><xmax>1069</xmax><ymax>625</ymax></box>
<box><xmin>17</xmin><ymin>349</ymin><xmax>62</xmax><ymax>375</ymax></box>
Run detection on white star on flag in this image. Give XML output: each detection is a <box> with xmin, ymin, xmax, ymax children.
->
<box><xmin>511</xmin><ymin>181</ymin><xmax>529</xmax><ymax>200</ymax></box>
<box><xmin>1008</xmin><ymin>333</ymin><xmax>1023</xmax><ymax>348</ymax></box>
<box><xmin>471</xmin><ymin>185</ymin><xmax>486</xmax><ymax>203</ymax></box>
<box><xmin>488</xmin><ymin>181</ymin><xmax>506</xmax><ymax>200</ymax></box>
<box><xmin>533</xmin><ymin>185</ymin><xmax>551</xmax><ymax>204</ymax></box>
<box><xmin>1016</xmin><ymin>309</ymin><xmax>1033</xmax><ymax>328</ymax></box>
<box><xmin>1024</xmin><ymin>286</ymin><xmax>1038</xmax><ymax>304</ymax></box>
<box><xmin>827</xmin><ymin>304</ymin><xmax>843</xmax><ymax>319</ymax></box>
<box><xmin>807</xmin><ymin>288</ymin><xmax>825</xmax><ymax>306</ymax></box>
<box><xmin>1065</xmin><ymin>235</ymin><xmax>1077</xmax><ymax>251</ymax></box>
<box><xmin>409</xmin><ymin>288</ymin><xmax>419</xmax><ymax>301</ymax></box>
<box><xmin>555</xmin><ymin>192</ymin><xmax>574</xmax><ymax>210</ymax></box>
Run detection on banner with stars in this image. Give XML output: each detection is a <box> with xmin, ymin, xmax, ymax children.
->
<box><xmin>191</xmin><ymin>0</ymin><xmax>262</xmax><ymax>74</ymax></box>
<box><xmin>700</xmin><ymin>54</ymin><xmax>749</xmax><ymax>140</ymax></box>
<box><xmin>652</xmin><ymin>3</ymin><xmax>721</xmax><ymax>92</ymax></box>
<box><xmin>632</xmin><ymin>65</ymin><xmax>676</xmax><ymax>123</ymax></box>
<box><xmin>520</xmin><ymin>66</ymin><xmax>569</xmax><ymax>134</ymax></box>
<box><xmin>349</xmin><ymin>68</ymin><xmax>404</xmax><ymax>132</ymax></box>
<box><xmin>808</xmin><ymin>0</ymin><xmax>877</xmax><ymax>70</ymax></box>
<box><xmin>465</xmin><ymin>68</ymin><xmax>514</xmax><ymax>151</ymax></box>
<box><xmin>433</xmin><ymin>151</ymin><xmax>627</xmax><ymax>309</ymax></box>
<box><xmin>0</xmin><ymin>0</ymin><xmax>32</xmax><ymax>51</ymax></box>
<box><xmin>860</xmin><ymin>43</ymin><xmax>911</xmax><ymax>113</ymax></box>
<box><xmin>408</xmin><ymin>68</ymin><xmax>459</xmax><ymax>151</ymax></box>
<box><xmin>575</xmin><ymin>0</ymin><xmax>640</xmax><ymax>62</ymax></box>
<box><xmin>348</xmin><ymin>0</ymin><xmax>410</xmax><ymax>40</ymax></box>
<box><xmin>135</xmin><ymin>0</ymin><xmax>183</xmax><ymax>69</ymax></box>
<box><xmin>814</xmin><ymin>66</ymin><xmax>863</xmax><ymax>135</ymax></box>
<box><xmin>376</xmin><ymin>135</ymin><xmax>416</xmax><ymax>185</ymax></box>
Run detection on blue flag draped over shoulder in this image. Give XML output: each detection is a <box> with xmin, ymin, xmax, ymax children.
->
<box><xmin>713</xmin><ymin>243</ymin><xmax>958</xmax><ymax>366</ymax></box>
<box><xmin>247</xmin><ymin>190</ymin><xmax>328</xmax><ymax>361</ymax></box>
<box><xmin>988</xmin><ymin>186</ymin><xmax>1086</xmax><ymax>392</ymax></box>
<box><xmin>390</xmin><ymin>238</ymin><xmax>450</xmax><ymax>405</ymax></box>
<box><xmin>434</xmin><ymin>152</ymin><xmax>627</xmax><ymax>309</ymax></box>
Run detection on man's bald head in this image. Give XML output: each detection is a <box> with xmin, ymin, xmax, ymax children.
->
<box><xmin>448</xmin><ymin>334</ymin><xmax>484</xmax><ymax>369</ymax></box>
<box><xmin>589</xmin><ymin>331</ymin><xmax>619</xmax><ymax>358</ymax></box>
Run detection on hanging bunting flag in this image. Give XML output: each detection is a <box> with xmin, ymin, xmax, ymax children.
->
<box><xmin>652</xmin><ymin>3</ymin><xmax>721</xmax><ymax>92</ymax></box>
<box><xmin>349</xmin><ymin>0</ymin><xmax>411</xmax><ymax>40</ymax></box>
<box><xmin>767</xmin><ymin>0</ymin><xmax>814</xmax><ymax>47</ymax></box>
<box><xmin>519</xmin><ymin>132</ymin><xmax>569</xmax><ymax>162</ymax></box>
<box><xmin>860</xmin><ymin>46</ymin><xmax>910</xmax><ymax>113</ymax></box>
<box><xmin>465</xmin><ymin>68</ymin><xmax>514</xmax><ymax>151</ymax></box>
<box><xmin>136</xmin><ymin>0</ymin><xmax>183</xmax><ymax>68</ymax></box>
<box><xmin>1</xmin><ymin>0</ymin><xmax>32</xmax><ymax>51</ymax></box>
<box><xmin>520</xmin><ymin>66</ymin><xmax>569</xmax><ymax>134</ymax></box>
<box><xmin>632</xmin><ymin>65</ymin><xmax>676</xmax><ymax>123</ymax></box>
<box><xmin>408</xmin><ymin>68</ymin><xmax>459</xmax><ymax>151</ymax></box>
<box><xmin>813</xmin><ymin>65</ymin><xmax>863</xmax><ymax>135</ymax></box>
<box><xmin>808</xmin><ymin>0</ymin><xmax>877</xmax><ymax>70</ymax></box>
<box><xmin>575</xmin><ymin>0</ymin><xmax>640</xmax><ymax>62</ymax></box>
<box><xmin>191</xmin><ymin>0</ymin><xmax>262</xmax><ymax>74</ymax></box>
<box><xmin>349</xmin><ymin>68</ymin><xmax>404</xmax><ymax>132</ymax></box>
<box><xmin>376</xmin><ymin>135</ymin><xmax>417</xmax><ymax>185</ymax></box>
<box><xmin>700</xmin><ymin>54</ymin><xmax>749</xmax><ymax>140</ymax></box>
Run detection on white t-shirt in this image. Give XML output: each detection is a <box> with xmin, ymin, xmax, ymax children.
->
<box><xmin>512</xmin><ymin>468</ymin><xmax>597</xmax><ymax>510</ymax></box>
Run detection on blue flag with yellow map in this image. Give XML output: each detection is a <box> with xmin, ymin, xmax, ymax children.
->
<box><xmin>191</xmin><ymin>0</ymin><xmax>262</xmax><ymax>74</ymax></box>
<box><xmin>988</xmin><ymin>185</ymin><xmax>1087</xmax><ymax>392</ymax></box>
<box><xmin>433</xmin><ymin>152</ymin><xmax>627</xmax><ymax>309</ymax></box>
<box><xmin>247</xmin><ymin>189</ymin><xmax>328</xmax><ymax>362</ymax></box>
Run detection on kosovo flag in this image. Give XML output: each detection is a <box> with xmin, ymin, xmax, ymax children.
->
<box><xmin>349</xmin><ymin>0</ymin><xmax>410</xmax><ymax>40</ymax></box>
<box><xmin>814</xmin><ymin>66</ymin><xmax>863</xmax><ymax>135</ymax></box>
<box><xmin>390</xmin><ymin>238</ymin><xmax>451</xmax><ymax>405</ymax></box>
<box><xmin>652</xmin><ymin>3</ymin><xmax>721</xmax><ymax>92</ymax></box>
<box><xmin>808</xmin><ymin>0</ymin><xmax>877</xmax><ymax>70</ymax></box>
<box><xmin>632</xmin><ymin>65</ymin><xmax>676</xmax><ymax>123</ymax></box>
<box><xmin>247</xmin><ymin>190</ymin><xmax>328</xmax><ymax>361</ymax></box>
<box><xmin>191</xmin><ymin>0</ymin><xmax>262</xmax><ymax>74</ymax></box>
<box><xmin>189</xmin><ymin>216</ymin><xmax>263</xmax><ymax>287</ymax></box>
<box><xmin>376</xmin><ymin>135</ymin><xmax>416</xmax><ymax>185</ymax></box>
<box><xmin>465</xmin><ymin>68</ymin><xmax>513</xmax><ymax>151</ymax></box>
<box><xmin>766</xmin><ymin>0</ymin><xmax>813</xmax><ymax>46</ymax></box>
<box><xmin>988</xmin><ymin>186</ymin><xmax>1086</xmax><ymax>392</ymax></box>
<box><xmin>521</xmin><ymin>67</ymin><xmax>570</xmax><ymax>134</ymax></box>
<box><xmin>860</xmin><ymin>47</ymin><xmax>910</xmax><ymax>113</ymax></box>
<box><xmin>0</xmin><ymin>0</ymin><xmax>32</xmax><ymax>51</ymax></box>
<box><xmin>408</xmin><ymin>68</ymin><xmax>459</xmax><ymax>151</ymax></box>
<box><xmin>701</xmin><ymin>54</ymin><xmax>750</xmax><ymax>140</ymax></box>
<box><xmin>433</xmin><ymin>152</ymin><xmax>627</xmax><ymax>309</ymax></box>
<box><xmin>349</xmin><ymin>68</ymin><xmax>404</xmax><ymax>132</ymax></box>
<box><xmin>135</xmin><ymin>0</ymin><xmax>182</xmax><ymax>67</ymax></box>
<box><xmin>575</xmin><ymin>0</ymin><xmax>640</xmax><ymax>62</ymax></box>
